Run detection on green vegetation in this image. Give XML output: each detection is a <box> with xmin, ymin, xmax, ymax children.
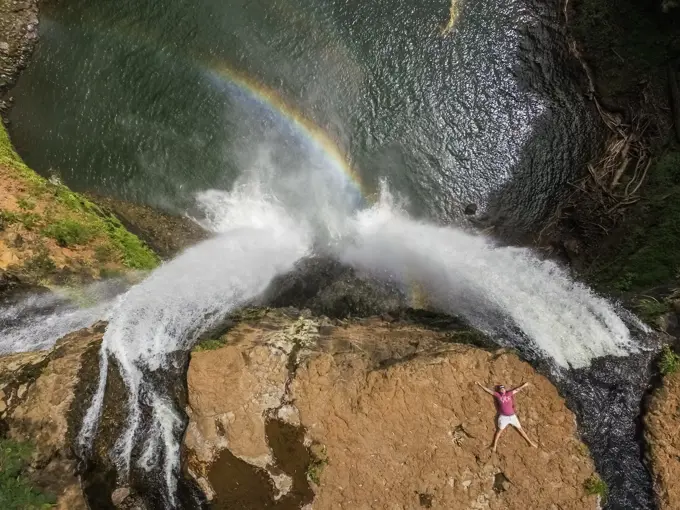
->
<box><xmin>659</xmin><ymin>344</ymin><xmax>680</xmax><ymax>376</ymax></box>
<box><xmin>16</xmin><ymin>197</ymin><xmax>36</xmax><ymax>211</ymax></box>
<box><xmin>23</xmin><ymin>247</ymin><xmax>57</xmax><ymax>278</ymax></box>
<box><xmin>0</xmin><ymin>439</ymin><xmax>55</xmax><ymax>509</ymax></box>
<box><xmin>43</xmin><ymin>219</ymin><xmax>95</xmax><ymax>247</ymax></box>
<box><xmin>570</xmin><ymin>0</ymin><xmax>679</xmax><ymax>105</ymax></box>
<box><xmin>634</xmin><ymin>298</ymin><xmax>670</xmax><ymax>325</ymax></box>
<box><xmin>0</xmin><ymin>210</ymin><xmax>41</xmax><ymax>231</ymax></box>
<box><xmin>192</xmin><ymin>338</ymin><xmax>227</xmax><ymax>352</ymax></box>
<box><xmin>590</xmin><ymin>150</ymin><xmax>680</xmax><ymax>293</ymax></box>
<box><xmin>94</xmin><ymin>243</ymin><xmax>116</xmax><ymax>263</ymax></box>
<box><xmin>306</xmin><ymin>444</ymin><xmax>328</xmax><ymax>485</ymax></box>
<box><xmin>584</xmin><ymin>474</ymin><xmax>608</xmax><ymax>501</ymax></box>
<box><xmin>0</xmin><ymin>122</ymin><xmax>160</xmax><ymax>277</ymax></box>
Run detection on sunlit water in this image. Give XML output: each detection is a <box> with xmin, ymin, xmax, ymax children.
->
<box><xmin>8</xmin><ymin>0</ymin><xmax>598</xmax><ymax>229</ymax></box>
<box><xmin>0</xmin><ymin>0</ymin><xmax>655</xmax><ymax>507</ymax></box>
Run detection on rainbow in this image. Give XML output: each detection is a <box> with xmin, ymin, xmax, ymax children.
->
<box><xmin>205</xmin><ymin>62</ymin><xmax>368</xmax><ymax>200</ymax></box>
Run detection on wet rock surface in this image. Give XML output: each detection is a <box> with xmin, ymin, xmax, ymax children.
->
<box><xmin>0</xmin><ymin>0</ymin><xmax>39</xmax><ymax>112</ymax></box>
<box><xmin>0</xmin><ymin>324</ymin><xmax>104</xmax><ymax>509</ymax></box>
<box><xmin>645</xmin><ymin>370</ymin><xmax>680</xmax><ymax>510</ymax></box>
<box><xmin>185</xmin><ymin>309</ymin><xmax>599</xmax><ymax>510</ymax></box>
<box><xmin>88</xmin><ymin>194</ymin><xmax>209</xmax><ymax>260</ymax></box>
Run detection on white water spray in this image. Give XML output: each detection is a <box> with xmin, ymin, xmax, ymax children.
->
<box><xmin>78</xmin><ymin>185</ymin><xmax>310</xmax><ymax>505</ymax></box>
<box><xmin>0</xmin><ymin>279</ymin><xmax>133</xmax><ymax>355</ymax></box>
<box><xmin>336</xmin><ymin>191</ymin><xmax>639</xmax><ymax>369</ymax></box>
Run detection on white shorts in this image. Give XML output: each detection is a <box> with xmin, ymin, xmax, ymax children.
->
<box><xmin>498</xmin><ymin>414</ymin><xmax>521</xmax><ymax>430</ymax></box>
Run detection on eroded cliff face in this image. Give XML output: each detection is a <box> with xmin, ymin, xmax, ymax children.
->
<box><xmin>645</xmin><ymin>370</ymin><xmax>680</xmax><ymax>510</ymax></box>
<box><xmin>184</xmin><ymin>310</ymin><xmax>599</xmax><ymax>510</ymax></box>
<box><xmin>0</xmin><ymin>324</ymin><xmax>104</xmax><ymax>509</ymax></box>
<box><xmin>0</xmin><ymin>309</ymin><xmax>602</xmax><ymax>509</ymax></box>
<box><xmin>0</xmin><ymin>0</ymin><xmax>38</xmax><ymax>110</ymax></box>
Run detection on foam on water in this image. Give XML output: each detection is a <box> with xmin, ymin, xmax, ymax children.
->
<box><xmin>336</xmin><ymin>191</ymin><xmax>639</xmax><ymax>369</ymax></box>
<box><xmin>78</xmin><ymin>184</ymin><xmax>311</xmax><ymax>506</ymax></box>
<box><xmin>0</xmin><ymin>182</ymin><xmax>642</xmax><ymax>506</ymax></box>
<box><xmin>0</xmin><ymin>279</ymin><xmax>132</xmax><ymax>355</ymax></box>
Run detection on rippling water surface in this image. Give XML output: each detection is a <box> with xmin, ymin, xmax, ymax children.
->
<box><xmin>9</xmin><ymin>0</ymin><xmax>597</xmax><ymax>228</ymax></box>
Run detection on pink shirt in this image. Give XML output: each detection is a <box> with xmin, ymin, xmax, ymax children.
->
<box><xmin>493</xmin><ymin>391</ymin><xmax>516</xmax><ymax>416</ymax></box>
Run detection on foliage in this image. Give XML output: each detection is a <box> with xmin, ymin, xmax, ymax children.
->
<box><xmin>306</xmin><ymin>444</ymin><xmax>328</xmax><ymax>485</ymax></box>
<box><xmin>634</xmin><ymin>298</ymin><xmax>670</xmax><ymax>325</ymax></box>
<box><xmin>17</xmin><ymin>197</ymin><xmax>36</xmax><ymax>211</ymax></box>
<box><xmin>94</xmin><ymin>243</ymin><xmax>116</xmax><ymax>263</ymax></box>
<box><xmin>659</xmin><ymin>344</ymin><xmax>680</xmax><ymax>376</ymax></box>
<box><xmin>23</xmin><ymin>247</ymin><xmax>57</xmax><ymax>278</ymax></box>
<box><xmin>584</xmin><ymin>474</ymin><xmax>608</xmax><ymax>501</ymax></box>
<box><xmin>0</xmin><ymin>122</ymin><xmax>160</xmax><ymax>277</ymax></box>
<box><xmin>192</xmin><ymin>338</ymin><xmax>227</xmax><ymax>352</ymax></box>
<box><xmin>0</xmin><ymin>439</ymin><xmax>56</xmax><ymax>509</ymax></box>
<box><xmin>0</xmin><ymin>210</ymin><xmax>40</xmax><ymax>231</ymax></box>
<box><xmin>43</xmin><ymin>219</ymin><xmax>95</xmax><ymax>247</ymax></box>
<box><xmin>590</xmin><ymin>150</ymin><xmax>680</xmax><ymax>293</ymax></box>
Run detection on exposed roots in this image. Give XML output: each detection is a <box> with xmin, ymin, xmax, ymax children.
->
<box><xmin>538</xmin><ymin>0</ymin><xmax>656</xmax><ymax>248</ymax></box>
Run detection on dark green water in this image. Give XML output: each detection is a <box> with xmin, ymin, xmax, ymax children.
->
<box><xmin>8</xmin><ymin>0</ymin><xmax>598</xmax><ymax>228</ymax></box>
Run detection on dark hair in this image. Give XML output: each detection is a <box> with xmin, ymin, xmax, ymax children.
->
<box><xmin>495</xmin><ymin>385</ymin><xmax>505</xmax><ymax>391</ymax></box>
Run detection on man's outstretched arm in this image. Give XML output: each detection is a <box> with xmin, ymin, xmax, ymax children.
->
<box><xmin>475</xmin><ymin>382</ymin><xmax>495</xmax><ymax>395</ymax></box>
<box><xmin>511</xmin><ymin>382</ymin><xmax>530</xmax><ymax>394</ymax></box>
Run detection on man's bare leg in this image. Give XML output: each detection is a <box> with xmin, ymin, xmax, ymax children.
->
<box><xmin>514</xmin><ymin>426</ymin><xmax>538</xmax><ymax>448</ymax></box>
<box><xmin>492</xmin><ymin>428</ymin><xmax>504</xmax><ymax>452</ymax></box>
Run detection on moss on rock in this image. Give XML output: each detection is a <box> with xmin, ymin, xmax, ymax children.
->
<box><xmin>0</xmin><ymin>122</ymin><xmax>159</xmax><ymax>285</ymax></box>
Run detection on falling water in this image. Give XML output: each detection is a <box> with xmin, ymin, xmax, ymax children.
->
<box><xmin>336</xmin><ymin>191</ymin><xmax>644</xmax><ymax>369</ymax></box>
<box><xmin>62</xmin><ymin>176</ymin><xmax>650</xmax><ymax>509</ymax></box>
<box><xmin>77</xmin><ymin>184</ymin><xmax>311</xmax><ymax>506</ymax></box>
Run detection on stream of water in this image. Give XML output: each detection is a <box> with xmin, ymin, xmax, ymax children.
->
<box><xmin>1</xmin><ymin>0</ymin><xmax>660</xmax><ymax>508</ymax></box>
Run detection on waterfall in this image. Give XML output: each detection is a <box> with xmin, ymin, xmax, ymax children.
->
<box><xmin>77</xmin><ymin>183</ymin><xmax>311</xmax><ymax>506</ymax></box>
<box><xmin>337</xmin><ymin>192</ymin><xmax>644</xmax><ymax>369</ymax></box>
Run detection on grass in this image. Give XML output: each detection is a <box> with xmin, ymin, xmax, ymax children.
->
<box><xmin>659</xmin><ymin>344</ymin><xmax>680</xmax><ymax>376</ymax></box>
<box><xmin>17</xmin><ymin>197</ymin><xmax>36</xmax><ymax>211</ymax></box>
<box><xmin>23</xmin><ymin>247</ymin><xmax>57</xmax><ymax>279</ymax></box>
<box><xmin>0</xmin><ymin>439</ymin><xmax>56</xmax><ymax>509</ymax></box>
<box><xmin>0</xmin><ymin>122</ymin><xmax>160</xmax><ymax>279</ymax></box>
<box><xmin>634</xmin><ymin>298</ymin><xmax>670</xmax><ymax>325</ymax></box>
<box><xmin>43</xmin><ymin>219</ymin><xmax>95</xmax><ymax>247</ymax></box>
<box><xmin>584</xmin><ymin>474</ymin><xmax>608</xmax><ymax>501</ymax></box>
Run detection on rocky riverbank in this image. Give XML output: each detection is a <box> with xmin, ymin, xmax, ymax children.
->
<box><xmin>0</xmin><ymin>309</ymin><xmax>603</xmax><ymax>510</ymax></box>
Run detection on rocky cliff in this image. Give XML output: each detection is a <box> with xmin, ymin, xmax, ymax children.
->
<box><xmin>184</xmin><ymin>309</ymin><xmax>599</xmax><ymax>510</ymax></box>
<box><xmin>0</xmin><ymin>309</ymin><xmax>602</xmax><ymax>509</ymax></box>
<box><xmin>645</xmin><ymin>368</ymin><xmax>680</xmax><ymax>510</ymax></box>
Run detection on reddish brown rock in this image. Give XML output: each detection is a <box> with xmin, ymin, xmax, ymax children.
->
<box><xmin>645</xmin><ymin>370</ymin><xmax>680</xmax><ymax>510</ymax></box>
<box><xmin>185</xmin><ymin>310</ymin><xmax>599</xmax><ymax>510</ymax></box>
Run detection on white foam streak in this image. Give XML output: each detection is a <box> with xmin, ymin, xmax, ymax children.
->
<box><xmin>337</xmin><ymin>195</ymin><xmax>636</xmax><ymax>369</ymax></box>
<box><xmin>78</xmin><ymin>189</ymin><xmax>310</xmax><ymax>504</ymax></box>
<box><xmin>0</xmin><ymin>280</ymin><xmax>129</xmax><ymax>355</ymax></box>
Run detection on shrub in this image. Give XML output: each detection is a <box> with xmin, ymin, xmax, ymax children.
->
<box><xmin>0</xmin><ymin>439</ymin><xmax>56</xmax><ymax>509</ymax></box>
<box><xmin>635</xmin><ymin>298</ymin><xmax>669</xmax><ymax>325</ymax></box>
<box><xmin>43</xmin><ymin>219</ymin><xmax>94</xmax><ymax>247</ymax></box>
<box><xmin>584</xmin><ymin>474</ymin><xmax>608</xmax><ymax>501</ymax></box>
<box><xmin>94</xmin><ymin>243</ymin><xmax>116</xmax><ymax>263</ymax></box>
<box><xmin>306</xmin><ymin>444</ymin><xmax>328</xmax><ymax>485</ymax></box>
<box><xmin>659</xmin><ymin>345</ymin><xmax>680</xmax><ymax>376</ymax></box>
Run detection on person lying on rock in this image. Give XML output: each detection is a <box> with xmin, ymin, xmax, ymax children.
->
<box><xmin>475</xmin><ymin>381</ymin><xmax>538</xmax><ymax>452</ymax></box>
